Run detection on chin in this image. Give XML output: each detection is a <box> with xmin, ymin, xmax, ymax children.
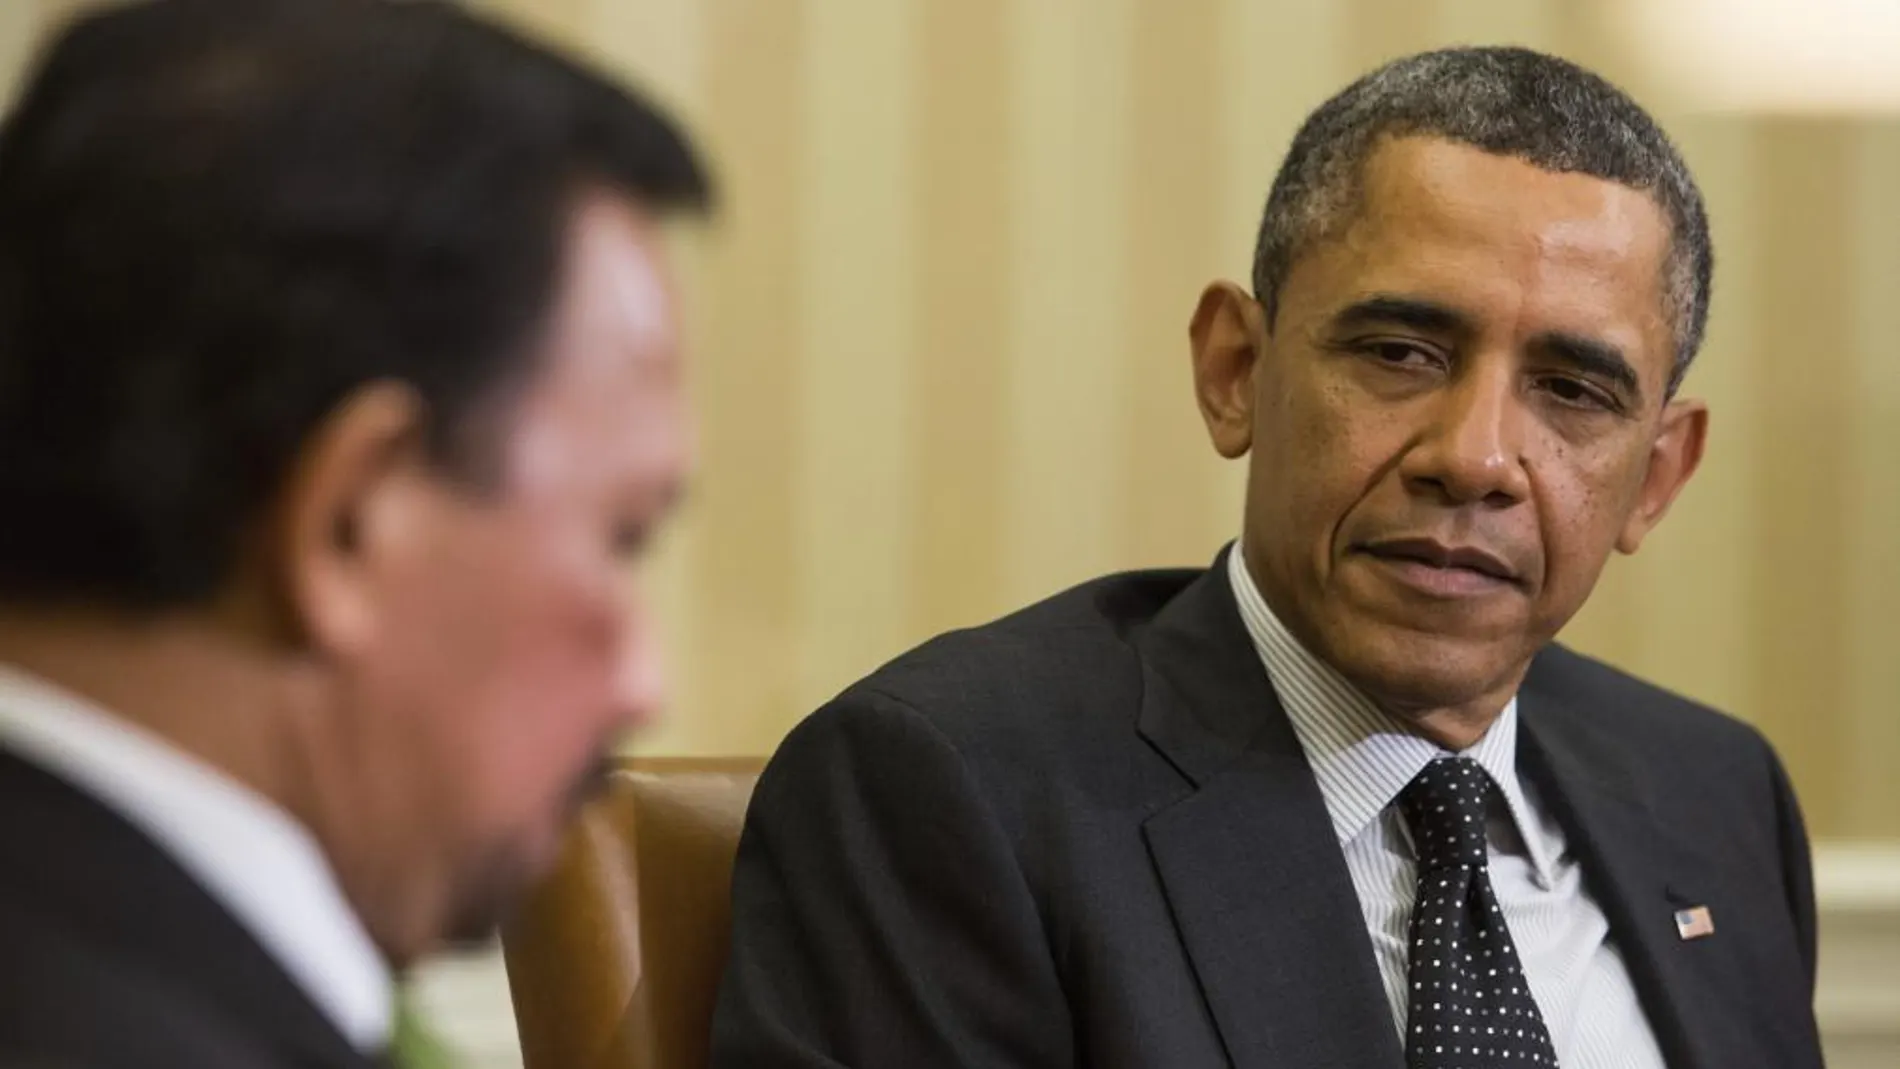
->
<box><xmin>1327</xmin><ymin>623</ymin><xmax>1522</xmax><ymax>713</ymax></box>
<box><xmin>441</xmin><ymin>916</ymin><xmax>508</xmax><ymax>952</ymax></box>
<box><xmin>441</xmin><ymin>843</ymin><xmax>539</xmax><ymax>949</ymax></box>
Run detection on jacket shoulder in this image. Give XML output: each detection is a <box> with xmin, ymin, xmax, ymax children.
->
<box><xmin>772</xmin><ymin>568</ymin><xmax>1204</xmax><ymax>802</ymax></box>
<box><xmin>1528</xmin><ymin>643</ymin><xmax>1780</xmax><ymax>781</ymax></box>
<box><xmin>847</xmin><ymin>568</ymin><xmax>1196</xmax><ymax>736</ymax></box>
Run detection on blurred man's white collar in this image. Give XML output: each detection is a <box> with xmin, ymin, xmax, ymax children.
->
<box><xmin>0</xmin><ymin>664</ymin><xmax>393</xmax><ymax>1052</ymax></box>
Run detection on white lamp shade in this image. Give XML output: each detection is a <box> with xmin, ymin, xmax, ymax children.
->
<box><xmin>1609</xmin><ymin>0</ymin><xmax>1900</xmax><ymax>113</ymax></box>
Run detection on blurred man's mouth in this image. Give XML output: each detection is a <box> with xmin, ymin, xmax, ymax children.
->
<box><xmin>564</xmin><ymin>750</ymin><xmax>619</xmax><ymax>815</ymax></box>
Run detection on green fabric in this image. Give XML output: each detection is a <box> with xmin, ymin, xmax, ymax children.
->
<box><xmin>388</xmin><ymin>987</ymin><xmax>458</xmax><ymax>1069</ymax></box>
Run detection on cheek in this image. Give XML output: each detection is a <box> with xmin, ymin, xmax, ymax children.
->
<box><xmin>463</xmin><ymin>573</ymin><xmax>626</xmax><ymax>814</ymax></box>
<box><xmin>381</xmin><ymin>525</ymin><xmax>629</xmax><ymax>831</ymax></box>
<box><xmin>1253</xmin><ymin>370</ymin><xmax>1405</xmax><ymax>539</ymax></box>
<box><xmin>1528</xmin><ymin>445</ymin><xmax>1649</xmax><ymax>597</ymax></box>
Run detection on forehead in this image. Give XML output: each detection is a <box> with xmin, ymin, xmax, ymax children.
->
<box><xmin>505</xmin><ymin>190</ymin><xmax>687</xmax><ymax>490</ymax></box>
<box><xmin>543</xmin><ymin>189</ymin><xmax>681</xmax><ymax>383</ymax></box>
<box><xmin>1298</xmin><ymin>137</ymin><xmax>1676</xmax><ymax>376</ymax></box>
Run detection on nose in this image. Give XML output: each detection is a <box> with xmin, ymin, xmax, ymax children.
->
<box><xmin>610</xmin><ymin>604</ymin><xmax>669</xmax><ymax>733</ymax></box>
<box><xmin>1399</xmin><ymin>361</ymin><xmax>1531</xmax><ymax>507</ymax></box>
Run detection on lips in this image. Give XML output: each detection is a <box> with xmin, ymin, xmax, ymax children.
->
<box><xmin>1355</xmin><ymin>536</ymin><xmax>1521</xmax><ymax>587</ymax></box>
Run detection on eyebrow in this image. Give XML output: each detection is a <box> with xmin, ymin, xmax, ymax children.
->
<box><xmin>655</xmin><ymin>477</ymin><xmax>690</xmax><ymax>515</ymax></box>
<box><xmin>1535</xmin><ymin>331</ymin><xmax>1642</xmax><ymax>405</ymax></box>
<box><xmin>1330</xmin><ymin>294</ymin><xmax>1472</xmax><ymax>336</ymax></box>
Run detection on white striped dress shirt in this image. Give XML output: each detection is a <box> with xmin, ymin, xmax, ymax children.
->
<box><xmin>1225</xmin><ymin>547</ymin><xmax>1666</xmax><ymax>1068</ymax></box>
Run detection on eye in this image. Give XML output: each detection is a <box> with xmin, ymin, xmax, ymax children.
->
<box><xmin>1356</xmin><ymin>339</ymin><xmax>1443</xmax><ymax>370</ymax></box>
<box><xmin>611</xmin><ymin>522</ymin><xmax>651</xmax><ymax>558</ymax></box>
<box><xmin>1538</xmin><ymin>374</ymin><xmax>1617</xmax><ymax>411</ymax></box>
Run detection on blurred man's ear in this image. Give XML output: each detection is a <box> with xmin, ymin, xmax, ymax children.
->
<box><xmin>263</xmin><ymin>382</ymin><xmax>433</xmax><ymax>655</ymax></box>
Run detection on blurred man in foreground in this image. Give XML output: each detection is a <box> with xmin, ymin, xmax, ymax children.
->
<box><xmin>0</xmin><ymin>1</ymin><xmax>709</xmax><ymax>1066</ymax></box>
<box><xmin>715</xmin><ymin>47</ymin><xmax>1824</xmax><ymax>1069</ymax></box>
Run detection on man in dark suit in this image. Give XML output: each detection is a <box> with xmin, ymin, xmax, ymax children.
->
<box><xmin>713</xmin><ymin>47</ymin><xmax>1824</xmax><ymax>1069</ymax></box>
<box><xmin>0</xmin><ymin>1</ymin><xmax>710</xmax><ymax>1066</ymax></box>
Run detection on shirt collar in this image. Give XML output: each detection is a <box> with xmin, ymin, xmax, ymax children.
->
<box><xmin>1224</xmin><ymin>545</ymin><xmax>1558</xmax><ymax>885</ymax></box>
<box><xmin>0</xmin><ymin>664</ymin><xmax>394</xmax><ymax>1052</ymax></box>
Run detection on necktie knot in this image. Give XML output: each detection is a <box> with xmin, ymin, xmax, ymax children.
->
<box><xmin>1398</xmin><ymin>756</ymin><xmax>1491</xmax><ymax>871</ymax></box>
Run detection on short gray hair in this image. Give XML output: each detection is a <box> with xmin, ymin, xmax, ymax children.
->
<box><xmin>1251</xmin><ymin>46</ymin><xmax>1711</xmax><ymax>394</ymax></box>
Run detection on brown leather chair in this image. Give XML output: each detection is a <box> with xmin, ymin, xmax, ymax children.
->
<box><xmin>501</xmin><ymin>757</ymin><xmax>764</xmax><ymax>1069</ymax></box>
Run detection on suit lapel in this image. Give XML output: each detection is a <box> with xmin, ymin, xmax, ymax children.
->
<box><xmin>1136</xmin><ymin>556</ymin><xmax>1402</xmax><ymax>1069</ymax></box>
<box><xmin>0</xmin><ymin>749</ymin><xmax>374</xmax><ymax>1069</ymax></box>
<box><xmin>1517</xmin><ymin>669</ymin><xmax>1738</xmax><ymax>1069</ymax></box>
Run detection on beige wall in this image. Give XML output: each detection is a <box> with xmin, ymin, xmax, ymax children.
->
<box><xmin>6</xmin><ymin>1</ymin><xmax>1898</xmax><ymax>840</ymax></box>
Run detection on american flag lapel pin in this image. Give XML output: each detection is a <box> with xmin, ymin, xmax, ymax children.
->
<box><xmin>1674</xmin><ymin>905</ymin><xmax>1715</xmax><ymax>940</ymax></box>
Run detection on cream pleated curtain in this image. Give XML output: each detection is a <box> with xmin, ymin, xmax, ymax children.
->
<box><xmin>4</xmin><ymin>0</ymin><xmax>1897</xmax><ymax>840</ymax></box>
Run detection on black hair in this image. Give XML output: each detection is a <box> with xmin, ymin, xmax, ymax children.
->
<box><xmin>0</xmin><ymin>0</ymin><xmax>712</xmax><ymax>609</ymax></box>
<box><xmin>1252</xmin><ymin>46</ymin><xmax>1710</xmax><ymax>393</ymax></box>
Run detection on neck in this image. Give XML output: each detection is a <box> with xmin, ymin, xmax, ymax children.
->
<box><xmin>1387</xmin><ymin>691</ymin><xmax>1517</xmax><ymax>752</ymax></box>
<box><xmin>0</xmin><ymin>610</ymin><xmax>312</xmax><ymax>804</ymax></box>
<box><xmin>0</xmin><ymin>610</ymin><xmax>426</xmax><ymax>968</ymax></box>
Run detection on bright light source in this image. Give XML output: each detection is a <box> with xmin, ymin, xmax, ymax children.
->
<box><xmin>1607</xmin><ymin>0</ymin><xmax>1900</xmax><ymax>113</ymax></box>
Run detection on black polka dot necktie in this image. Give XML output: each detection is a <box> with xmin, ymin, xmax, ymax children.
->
<box><xmin>1398</xmin><ymin>756</ymin><xmax>1559</xmax><ymax>1068</ymax></box>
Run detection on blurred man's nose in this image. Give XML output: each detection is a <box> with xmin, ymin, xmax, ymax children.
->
<box><xmin>611</xmin><ymin>609</ymin><xmax>668</xmax><ymax>733</ymax></box>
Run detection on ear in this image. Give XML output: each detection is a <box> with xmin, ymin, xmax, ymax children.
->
<box><xmin>262</xmin><ymin>382</ymin><xmax>433</xmax><ymax>656</ymax></box>
<box><xmin>1190</xmin><ymin>280</ymin><xmax>1267</xmax><ymax>460</ymax></box>
<box><xmin>1615</xmin><ymin>398</ymin><xmax>1708</xmax><ymax>554</ymax></box>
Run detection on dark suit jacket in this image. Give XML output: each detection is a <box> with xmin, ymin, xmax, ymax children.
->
<box><xmin>0</xmin><ymin>748</ymin><xmax>378</xmax><ymax>1069</ymax></box>
<box><xmin>712</xmin><ymin>557</ymin><xmax>1824</xmax><ymax>1068</ymax></box>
